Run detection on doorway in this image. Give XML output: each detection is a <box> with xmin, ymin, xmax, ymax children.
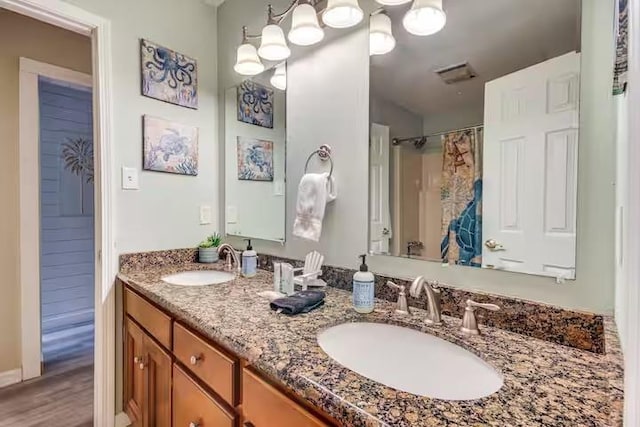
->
<box><xmin>0</xmin><ymin>0</ymin><xmax>116</xmax><ymax>425</ymax></box>
<box><xmin>38</xmin><ymin>76</ymin><xmax>95</xmax><ymax>366</ymax></box>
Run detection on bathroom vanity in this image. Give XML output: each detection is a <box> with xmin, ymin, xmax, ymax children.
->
<box><xmin>121</xmin><ymin>278</ymin><xmax>334</xmax><ymax>427</ymax></box>
<box><xmin>118</xmin><ymin>254</ymin><xmax>623</xmax><ymax>427</ymax></box>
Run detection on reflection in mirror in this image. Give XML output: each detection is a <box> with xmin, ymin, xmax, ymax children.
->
<box><xmin>369</xmin><ymin>0</ymin><xmax>581</xmax><ymax>279</ymax></box>
<box><xmin>225</xmin><ymin>63</ymin><xmax>286</xmax><ymax>242</ymax></box>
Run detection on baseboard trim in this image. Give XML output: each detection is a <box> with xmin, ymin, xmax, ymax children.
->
<box><xmin>0</xmin><ymin>368</ymin><xmax>22</xmax><ymax>389</ymax></box>
<box><xmin>115</xmin><ymin>412</ymin><xmax>131</xmax><ymax>427</ymax></box>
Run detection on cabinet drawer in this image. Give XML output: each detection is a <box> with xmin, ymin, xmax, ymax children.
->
<box><xmin>174</xmin><ymin>322</ymin><xmax>237</xmax><ymax>406</ymax></box>
<box><xmin>242</xmin><ymin>368</ymin><xmax>328</xmax><ymax>427</ymax></box>
<box><xmin>125</xmin><ymin>288</ymin><xmax>172</xmax><ymax>349</ymax></box>
<box><xmin>173</xmin><ymin>364</ymin><xmax>235</xmax><ymax>427</ymax></box>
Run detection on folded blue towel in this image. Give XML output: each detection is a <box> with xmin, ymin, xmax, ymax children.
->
<box><xmin>270</xmin><ymin>290</ymin><xmax>326</xmax><ymax>315</ymax></box>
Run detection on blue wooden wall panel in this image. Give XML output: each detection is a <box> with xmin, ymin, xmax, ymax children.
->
<box><xmin>39</xmin><ymin>78</ymin><xmax>94</xmax><ymax>335</ymax></box>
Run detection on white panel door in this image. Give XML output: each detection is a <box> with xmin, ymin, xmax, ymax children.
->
<box><xmin>483</xmin><ymin>52</ymin><xmax>580</xmax><ymax>279</ymax></box>
<box><xmin>369</xmin><ymin>123</ymin><xmax>391</xmax><ymax>254</ymax></box>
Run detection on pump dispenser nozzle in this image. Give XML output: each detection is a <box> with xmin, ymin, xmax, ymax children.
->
<box><xmin>359</xmin><ymin>254</ymin><xmax>368</xmax><ymax>272</ymax></box>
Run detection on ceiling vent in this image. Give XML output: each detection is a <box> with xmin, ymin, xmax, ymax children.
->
<box><xmin>434</xmin><ymin>62</ymin><xmax>476</xmax><ymax>84</ymax></box>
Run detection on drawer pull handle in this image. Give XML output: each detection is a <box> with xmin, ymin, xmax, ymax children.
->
<box><xmin>189</xmin><ymin>422</ymin><xmax>200</xmax><ymax>427</ymax></box>
<box><xmin>243</xmin><ymin>423</ymin><xmax>255</xmax><ymax>427</ymax></box>
<box><xmin>189</xmin><ymin>354</ymin><xmax>203</xmax><ymax>365</ymax></box>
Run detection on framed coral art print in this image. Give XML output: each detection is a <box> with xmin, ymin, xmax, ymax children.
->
<box><xmin>237</xmin><ymin>137</ymin><xmax>274</xmax><ymax>181</ymax></box>
<box><xmin>140</xmin><ymin>39</ymin><xmax>198</xmax><ymax>109</ymax></box>
<box><xmin>237</xmin><ymin>80</ymin><xmax>274</xmax><ymax>128</ymax></box>
<box><xmin>143</xmin><ymin>115</ymin><xmax>199</xmax><ymax>176</ymax></box>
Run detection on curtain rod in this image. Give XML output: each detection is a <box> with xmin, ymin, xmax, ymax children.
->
<box><xmin>391</xmin><ymin>124</ymin><xmax>484</xmax><ymax>146</ymax></box>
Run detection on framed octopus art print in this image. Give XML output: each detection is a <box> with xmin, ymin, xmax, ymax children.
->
<box><xmin>140</xmin><ymin>39</ymin><xmax>198</xmax><ymax>109</ymax></box>
<box><xmin>237</xmin><ymin>80</ymin><xmax>274</xmax><ymax>128</ymax></box>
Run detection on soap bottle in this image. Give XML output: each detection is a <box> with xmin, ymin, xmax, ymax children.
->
<box><xmin>353</xmin><ymin>254</ymin><xmax>375</xmax><ymax>313</ymax></box>
<box><xmin>241</xmin><ymin>239</ymin><xmax>257</xmax><ymax>278</ymax></box>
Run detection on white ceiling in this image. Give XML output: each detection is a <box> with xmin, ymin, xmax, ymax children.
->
<box><xmin>371</xmin><ymin>0</ymin><xmax>581</xmax><ymax>119</ymax></box>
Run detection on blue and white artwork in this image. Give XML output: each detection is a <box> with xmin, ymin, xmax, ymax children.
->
<box><xmin>141</xmin><ymin>39</ymin><xmax>198</xmax><ymax>109</ymax></box>
<box><xmin>237</xmin><ymin>137</ymin><xmax>274</xmax><ymax>181</ymax></box>
<box><xmin>237</xmin><ymin>80</ymin><xmax>274</xmax><ymax>129</ymax></box>
<box><xmin>143</xmin><ymin>115</ymin><xmax>198</xmax><ymax>176</ymax></box>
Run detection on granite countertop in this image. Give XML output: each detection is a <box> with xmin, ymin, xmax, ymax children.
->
<box><xmin>118</xmin><ymin>263</ymin><xmax>623</xmax><ymax>427</ymax></box>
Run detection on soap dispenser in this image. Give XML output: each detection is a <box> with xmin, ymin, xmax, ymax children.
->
<box><xmin>353</xmin><ymin>254</ymin><xmax>375</xmax><ymax>313</ymax></box>
<box><xmin>242</xmin><ymin>239</ymin><xmax>257</xmax><ymax>278</ymax></box>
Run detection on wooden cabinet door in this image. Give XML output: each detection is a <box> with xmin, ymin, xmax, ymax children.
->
<box><xmin>143</xmin><ymin>336</ymin><xmax>172</xmax><ymax>427</ymax></box>
<box><xmin>173</xmin><ymin>364</ymin><xmax>235</xmax><ymax>427</ymax></box>
<box><xmin>124</xmin><ymin>318</ymin><xmax>145</xmax><ymax>427</ymax></box>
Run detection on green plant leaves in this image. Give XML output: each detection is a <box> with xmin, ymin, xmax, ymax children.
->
<box><xmin>198</xmin><ymin>233</ymin><xmax>222</xmax><ymax>248</ymax></box>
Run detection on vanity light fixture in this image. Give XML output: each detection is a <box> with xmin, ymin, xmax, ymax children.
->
<box><xmin>234</xmin><ymin>0</ymin><xmax>365</xmax><ymax>76</ymax></box>
<box><xmin>271</xmin><ymin>63</ymin><xmax>287</xmax><ymax>90</ymax></box>
<box><xmin>234</xmin><ymin>27</ymin><xmax>265</xmax><ymax>76</ymax></box>
<box><xmin>403</xmin><ymin>0</ymin><xmax>447</xmax><ymax>36</ymax></box>
<box><xmin>258</xmin><ymin>5</ymin><xmax>292</xmax><ymax>61</ymax></box>
<box><xmin>258</xmin><ymin>24</ymin><xmax>291</xmax><ymax>61</ymax></box>
<box><xmin>322</xmin><ymin>0</ymin><xmax>364</xmax><ymax>29</ymax></box>
<box><xmin>289</xmin><ymin>2</ymin><xmax>325</xmax><ymax>46</ymax></box>
<box><xmin>370</xmin><ymin>12</ymin><xmax>396</xmax><ymax>55</ymax></box>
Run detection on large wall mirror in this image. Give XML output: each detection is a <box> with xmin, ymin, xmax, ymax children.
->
<box><xmin>369</xmin><ymin>0</ymin><xmax>581</xmax><ymax>279</ymax></box>
<box><xmin>225</xmin><ymin>63</ymin><xmax>287</xmax><ymax>242</ymax></box>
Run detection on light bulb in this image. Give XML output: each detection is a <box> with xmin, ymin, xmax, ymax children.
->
<box><xmin>375</xmin><ymin>0</ymin><xmax>411</xmax><ymax>4</ymax></box>
<box><xmin>403</xmin><ymin>0</ymin><xmax>446</xmax><ymax>36</ymax></box>
<box><xmin>369</xmin><ymin>13</ymin><xmax>395</xmax><ymax>55</ymax></box>
<box><xmin>322</xmin><ymin>0</ymin><xmax>364</xmax><ymax>29</ymax></box>
<box><xmin>271</xmin><ymin>63</ymin><xmax>287</xmax><ymax>90</ymax></box>
<box><xmin>288</xmin><ymin>3</ymin><xmax>325</xmax><ymax>46</ymax></box>
<box><xmin>234</xmin><ymin>43</ymin><xmax>265</xmax><ymax>76</ymax></box>
<box><xmin>258</xmin><ymin>24</ymin><xmax>291</xmax><ymax>61</ymax></box>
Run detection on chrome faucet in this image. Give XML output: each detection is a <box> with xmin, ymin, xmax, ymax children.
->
<box><xmin>217</xmin><ymin>243</ymin><xmax>241</xmax><ymax>274</ymax></box>
<box><xmin>409</xmin><ymin>276</ymin><xmax>442</xmax><ymax>325</ymax></box>
<box><xmin>386</xmin><ymin>281</ymin><xmax>410</xmax><ymax>315</ymax></box>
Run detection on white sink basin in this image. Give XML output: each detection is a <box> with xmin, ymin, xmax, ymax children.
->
<box><xmin>161</xmin><ymin>270</ymin><xmax>235</xmax><ymax>286</ymax></box>
<box><xmin>317</xmin><ymin>322</ymin><xmax>503</xmax><ymax>401</ymax></box>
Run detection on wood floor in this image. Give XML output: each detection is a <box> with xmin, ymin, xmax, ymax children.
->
<box><xmin>0</xmin><ymin>350</ymin><xmax>93</xmax><ymax>427</ymax></box>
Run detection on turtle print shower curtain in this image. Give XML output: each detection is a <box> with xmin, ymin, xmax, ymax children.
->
<box><xmin>440</xmin><ymin>128</ymin><xmax>483</xmax><ymax>267</ymax></box>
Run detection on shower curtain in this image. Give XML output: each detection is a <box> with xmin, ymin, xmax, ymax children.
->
<box><xmin>440</xmin><ymin>128</ymin><xmax>483</xmax><ymax>267</ymax></box>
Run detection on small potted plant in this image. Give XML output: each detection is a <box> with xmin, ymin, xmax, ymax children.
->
<box><xmin>198</xmin><ymin>233</ymin><xmax>222</xmax><ymax>263</ymax></box>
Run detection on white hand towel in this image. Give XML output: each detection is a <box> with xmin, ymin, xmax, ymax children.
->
<box><xmin>293</xmin><ymin>173</ymin><xmax>337</xmax><ymax>242</ymax></box>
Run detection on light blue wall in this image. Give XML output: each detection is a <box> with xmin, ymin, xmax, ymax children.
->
<box><xmin>39</xmin><ymin>78</ymin><xmax>94</xmax><ymax>334</ymax></box>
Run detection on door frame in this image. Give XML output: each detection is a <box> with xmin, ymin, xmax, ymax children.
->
<box><xmin>18</xmin><ymin>57</ymin><xmax>92</xmax><ymax>378</ymax></box>
<box><xmin>624</xmin><ymin>1</ymin><xmax>640</xmax><ymax>425</ymax></box>
<box><xmin>3</xmin><ymin>0</ymin><xmax>116</xmax><ymax>426</ymax></box>
<box><xmin>369</xmin><ymin>122</ymin><xmax>391</xmax><ymax>255</ymax></box>
<box><xmin>391</xmin><ymin>144</ymin><xmax>402</xmax><ymax>257</ymax></box>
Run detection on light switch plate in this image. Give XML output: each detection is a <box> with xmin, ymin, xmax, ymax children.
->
<box><xmin>122</xmin><ymin>167</ymin><xmax>139</xmax><ymax>190</ymax></box>
<box><xmin>200</xmin><ymin>205</ymin><xmax>212</xmax><ymax>225</ymax></box>
<box><xmin>227</xmin><ymin>206</ymin><xmax>238</xmax><ymax>224</ymax></box>
<box><xmin>273</xmin><ymin>180</ymin><xmax>285</xmax><ymax>196</ymax></box>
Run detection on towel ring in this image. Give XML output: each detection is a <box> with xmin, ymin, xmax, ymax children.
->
<box><xmin>304</xmin><ymin>144</ymin><xmax>334</xmax><ymax>177</ymax></box>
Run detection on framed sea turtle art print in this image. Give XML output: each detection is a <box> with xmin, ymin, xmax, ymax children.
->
<box><xmin>140</xmin><ymin>39</ymin><xmax>198</xmax><ymax>109</ymax></box>
<box><xmin>143</xmin><ymin>115</ymin><xmax>199</xmax><ymax>176</ymax></box>
<box><xmin>237</xmin><ymin>137</ymin><xmax>274</xmax><ymax>181</ymax></box>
